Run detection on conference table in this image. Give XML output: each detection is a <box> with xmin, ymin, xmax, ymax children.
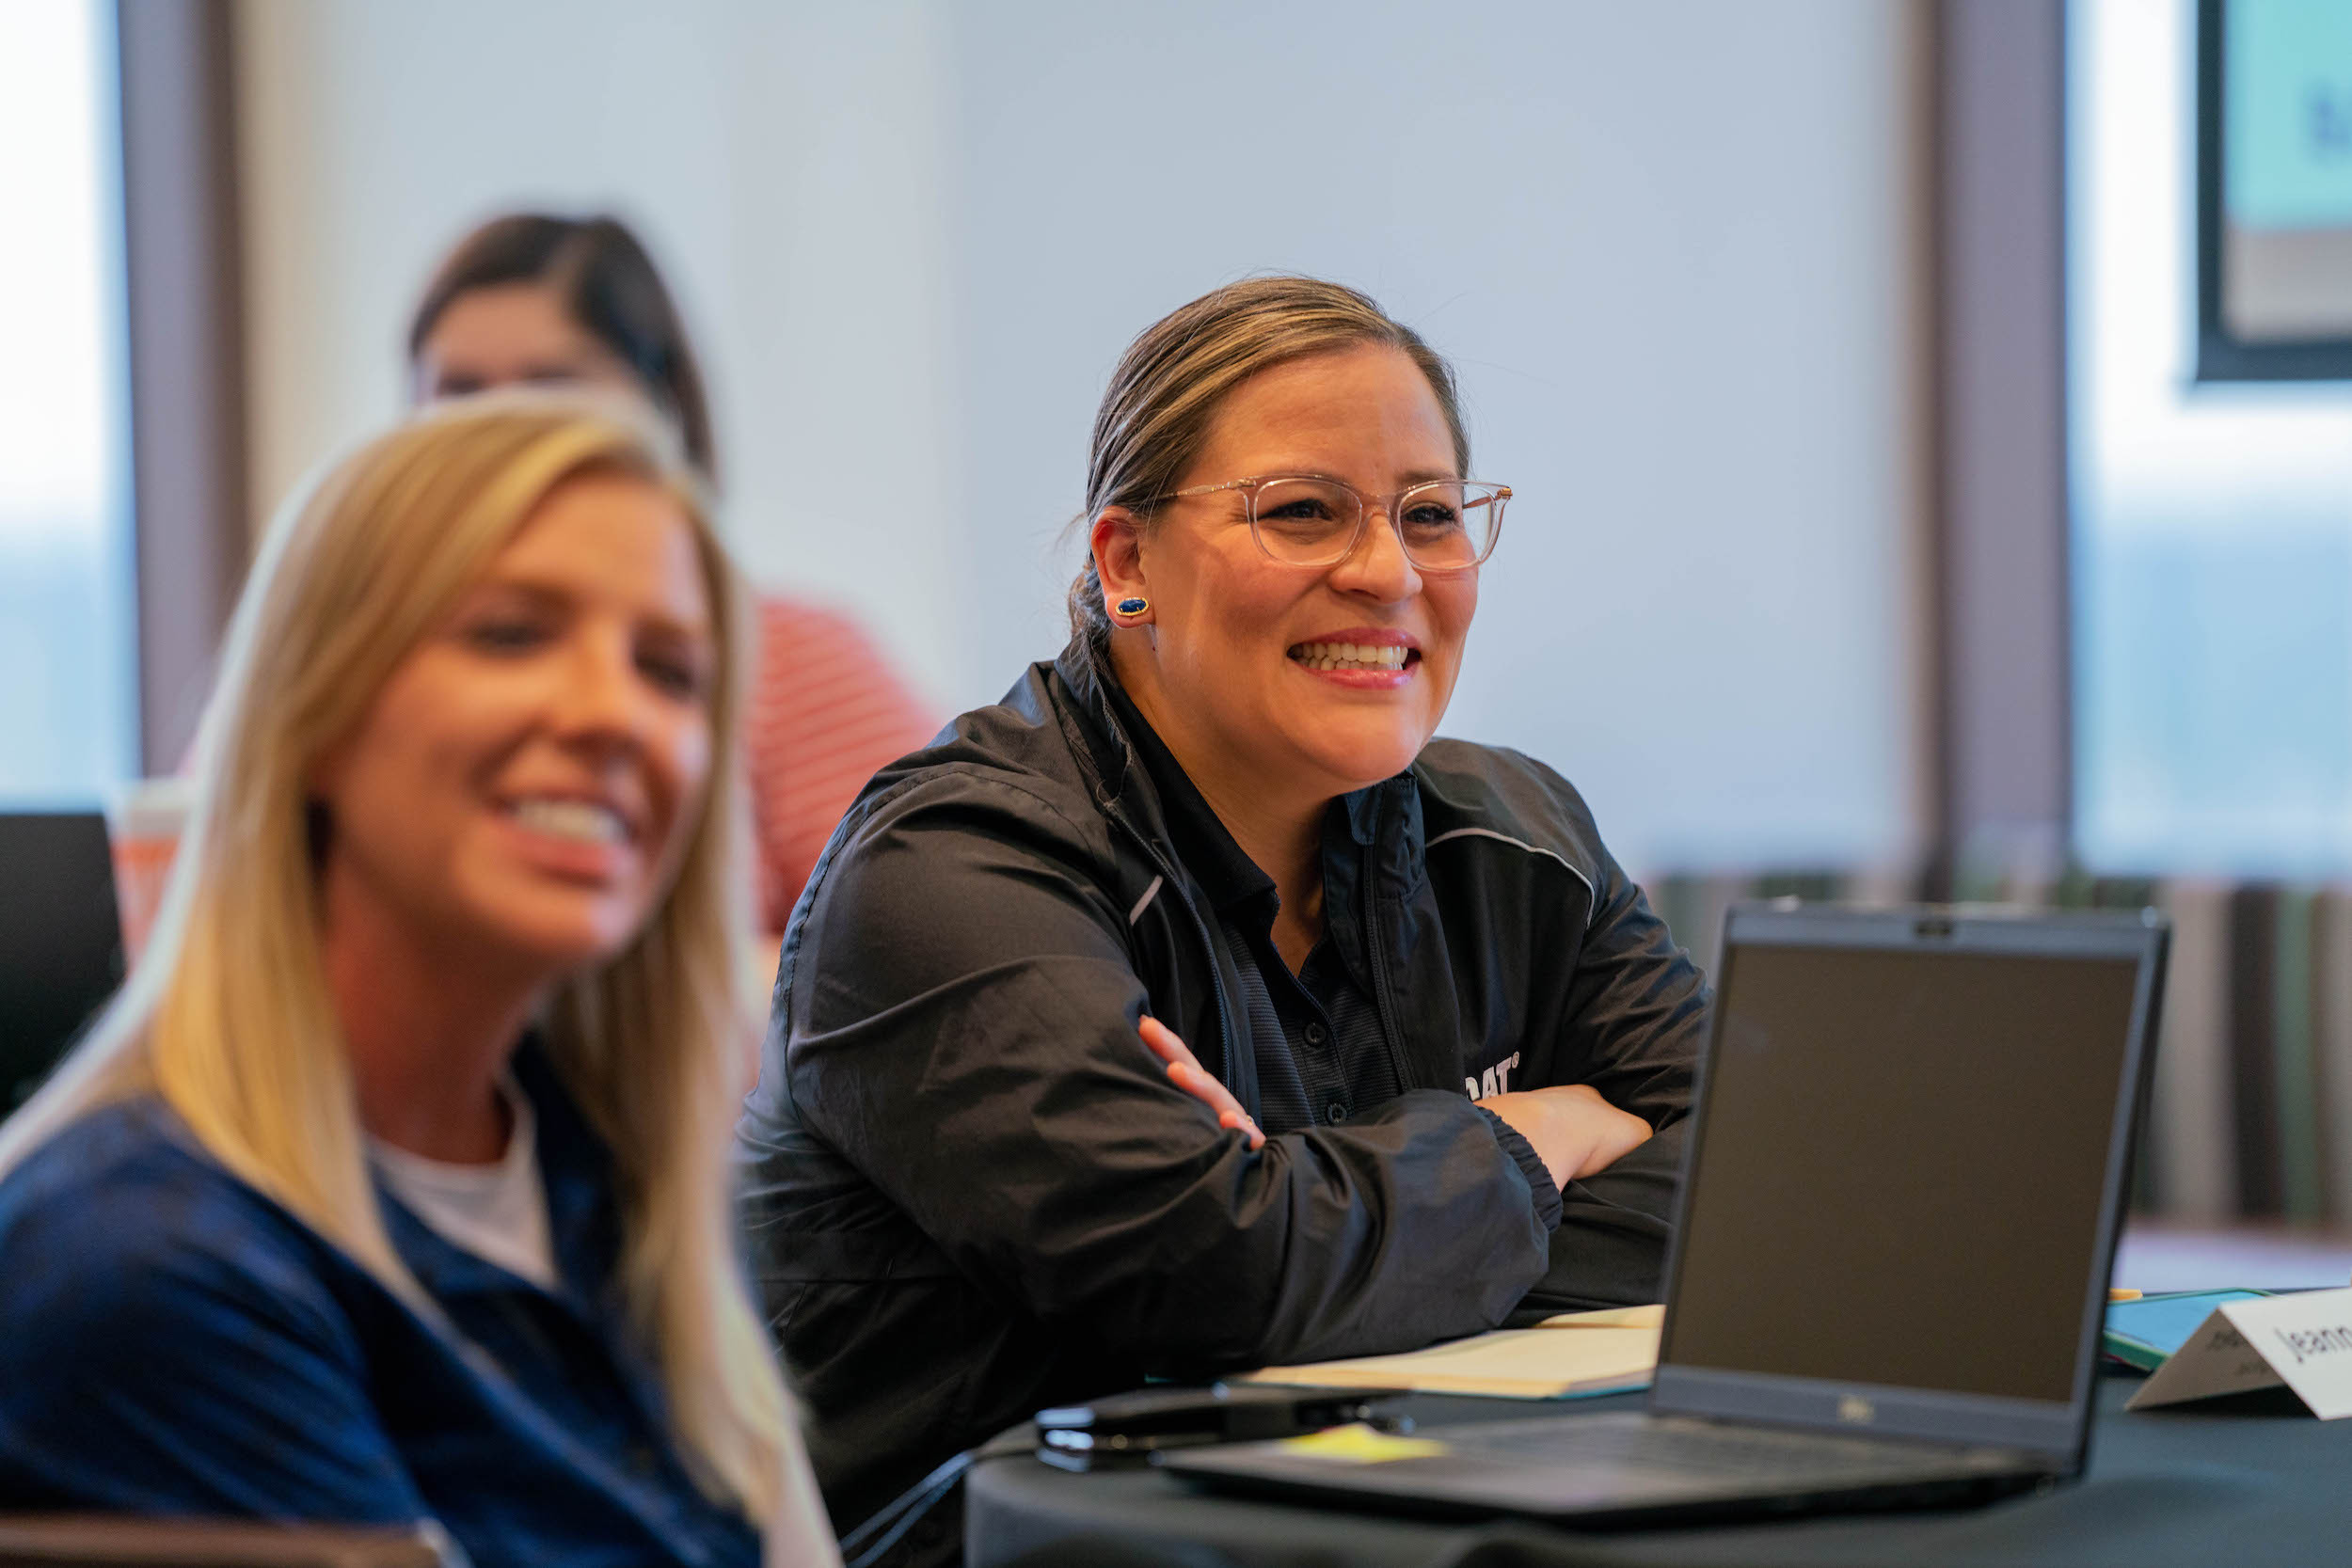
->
<box><xmin>965</xmin><ymin>1372</ymin><xmax>2343</xmax><ymax>1565</ymax></box>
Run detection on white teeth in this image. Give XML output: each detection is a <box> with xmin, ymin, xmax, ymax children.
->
<box><xmin>1291</xmin><ymin>641</ymin><xmax>1410</xmax><ymax>671</ymax></box>
<box><xmin>512</xmin><ymin>798</ymin><xmax>627</xmax><ymax>845</ymax></box>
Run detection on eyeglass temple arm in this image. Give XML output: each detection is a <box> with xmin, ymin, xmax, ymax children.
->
<box><xmin>1159</xmin><ymin>479</ymin><xmax>1259</xmax><ymax>501</ymax></box>
<box><xmin>1152</xmin><ymin>478</ymin><xmax>1508</xmax><ymax>505</ymax></box>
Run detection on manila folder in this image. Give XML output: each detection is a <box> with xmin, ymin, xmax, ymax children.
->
<box><xmin>1237</xmin><ymin>1304</ymin><xmax>1662</xmax><ymax>1400</ymax></box>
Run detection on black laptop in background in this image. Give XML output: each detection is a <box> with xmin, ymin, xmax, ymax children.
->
<box><xmin>1168</xmin><ymin>903</ymin><xmax>2170</xmax><ymax>1528</ymax></box>
<box><xmin>0</xmin><ymin>811</ymin><xmax>123</xmax><ymax>1111</ymax></box>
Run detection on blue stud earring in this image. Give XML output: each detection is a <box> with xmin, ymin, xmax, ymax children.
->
<box><xmin>1114</xmin><ymin>596</ymin><xmax>1149</xmax><ymax>618</ymax></box>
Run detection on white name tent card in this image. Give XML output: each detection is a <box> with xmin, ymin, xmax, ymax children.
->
<box><xmin>2127</xmin><ymin>1286</ymin><xmax>2352</xmax><ymax>1418</ymax></box>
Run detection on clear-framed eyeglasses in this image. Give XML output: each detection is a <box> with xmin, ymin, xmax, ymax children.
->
<box><xmin>1142</xmin><ymin>475</ymin><xmax>1510</xmax><ymax>571</ymax></box>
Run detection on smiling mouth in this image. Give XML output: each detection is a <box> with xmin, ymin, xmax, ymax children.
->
<box><xmin>1288</xmin><ymin>640</ymin><xmax>1417</xmax><ymax>673</ymax></box>
<box><xmin>508</xmin><ymin>797</ymin><xmax>632</xmax><ymax>846</ymax></box>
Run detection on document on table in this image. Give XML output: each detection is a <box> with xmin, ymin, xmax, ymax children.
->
<box><xmin>1237</xmin><ymin>1304</ymin><xmax>1662</xmax><ymax>1400</ymax></box>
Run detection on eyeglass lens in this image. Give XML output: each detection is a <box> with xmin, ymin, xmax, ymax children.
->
<box><xmin>1248</xmin><ymin>478</ymin><xmax>1502</xmax><ymax>568</ymax></box>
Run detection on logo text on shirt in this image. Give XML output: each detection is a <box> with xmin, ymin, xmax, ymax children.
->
<box><xmin>1463</xmin><ymin>1052</ymin><xmax>1521</xmax><ymax>1100</ymax></box>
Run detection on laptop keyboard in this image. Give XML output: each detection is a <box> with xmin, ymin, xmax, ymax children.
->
<box><xmin>1430</xmin><ymin>1414</ymin><xmax>2005</xmax><ymax>1484</ymax></box>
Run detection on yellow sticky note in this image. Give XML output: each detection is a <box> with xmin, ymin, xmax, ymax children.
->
<box><xmin>1277</xmin><ymin>1423</ymin><xmax>1450</xmax><ymax>1464</ymax></box>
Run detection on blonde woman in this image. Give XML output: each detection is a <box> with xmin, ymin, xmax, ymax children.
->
<box><xmin>0</xmin><ymin>399</ymin><xmax>835</xmax><ymax>1567</ymax></box>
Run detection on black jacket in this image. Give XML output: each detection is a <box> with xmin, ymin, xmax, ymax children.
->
<box><xmin>735</xmin><ymin>643</ymin><xmax>1708</xmax><ymax>1540</ymax></box>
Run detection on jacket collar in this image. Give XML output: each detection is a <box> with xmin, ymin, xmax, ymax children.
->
<box><xmin>1097</xmin><ymin>672</ymin><xmax>1277</xmax><ymax>915</ymax></box>
<box><xmin>1050</xmin><ymin>637</ymin><xmax>1139</xmax><ymax>805</ymax></box>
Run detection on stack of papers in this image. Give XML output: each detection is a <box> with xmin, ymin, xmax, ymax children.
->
<box><xmin>1238</xmin><ymin>1304</ymin><xmax>1662</xmax><ymax>1400</ymax></box>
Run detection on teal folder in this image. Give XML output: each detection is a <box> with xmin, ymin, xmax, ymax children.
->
<box><xmin>2103</xmin><ymin>1291</ymin><xmax>2275</xmax><ymax>1372</ymax></box>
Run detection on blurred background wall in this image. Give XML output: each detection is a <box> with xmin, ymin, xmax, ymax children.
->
<box><xmin>16</xmin><ymin>0</ymin><xmax>2352</xmax><ymax>1247</ymax></box>
<box><xmin>229</xmin><ymin>0</ymin><xmax>1928</xmax><ymax>879</ymax></box>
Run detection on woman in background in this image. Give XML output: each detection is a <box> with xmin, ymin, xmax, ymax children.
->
<box><xmin>0</xmin><ymin>399</ymin><xmax>835</xmax><ymax>1566</ymax></box>
<box><xmin>407</xmin><ymin>212</ymin><xmax>937</xmax><ymax>931</ymax></box>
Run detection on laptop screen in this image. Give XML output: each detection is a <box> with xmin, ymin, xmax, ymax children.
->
<box><xmin>1660</xmin><ymin>924</ymin><xmax>2148</xmax><ymax>1408</ymax></box>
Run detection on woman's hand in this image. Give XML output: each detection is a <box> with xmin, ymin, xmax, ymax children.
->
<box><xmin>1476</xmin><ymin>1084</ymin><xmax>1651</xmax><ymax>1187</ymax></box>
<box><xmin>1139</xmin><ymin>1017</ymin><xmax>1265</xmax><ymax>1150</ymax></box>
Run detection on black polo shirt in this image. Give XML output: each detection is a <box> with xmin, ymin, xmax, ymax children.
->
<box><xmin>1106</xmin><ymin>678</ymin><xmax>1398</xmax><ymax>1132</ymax></box>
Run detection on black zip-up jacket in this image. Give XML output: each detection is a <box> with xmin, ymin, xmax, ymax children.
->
<box><xmin>735</xmin><ymin>642</ymin><xmax>1708</xmax><ymax>1546</ymax></box>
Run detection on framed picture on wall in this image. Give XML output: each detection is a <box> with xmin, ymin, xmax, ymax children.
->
<box><xmin>2196</xmin><ymin>0</ymin><xmax>2352</xmax><ymax>382</ymax></box>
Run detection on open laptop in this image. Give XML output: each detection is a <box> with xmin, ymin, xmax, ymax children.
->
<box><xmin>1167</xmin><ymin>902</ymin><xmax>2169</xmax><ymax>1528</ymax></box>
<box><xmin>0</xmin><ymin>811</ymin><xmax>124</xmax><ymax>1112</ymax></box>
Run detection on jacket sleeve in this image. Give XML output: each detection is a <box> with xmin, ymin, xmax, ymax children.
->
<box><xmin>1555</xmin><ymin>813</ymin><xmax>1708</xmax><ymax>1133</ymax></box>
<box><xmin>1507</xmin><ymin>1118</ymin><xmax>1688</xmax><ymax>1320</ymax></box>
<box><xmin>769</xmin><ymin>773</ymin><xmax>1553</xmax><ymax>1371</ymax></box>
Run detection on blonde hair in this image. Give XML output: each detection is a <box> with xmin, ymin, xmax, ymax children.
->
<box><xmin>1070</xmin><ymin>275</ymin><xmax>1472</xmax><ymax>644</ymax></box>
<box><xmin>0</xmin><ymin>396</ymin><xmax>790</xmax><ymax>1523</ymax></box>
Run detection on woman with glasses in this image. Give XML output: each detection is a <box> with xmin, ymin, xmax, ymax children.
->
<box><xmin>737</xmin><ymin>277</ymin><xmax>1705</xmax><ymax>1560</ymax></box>
<box><xmin>0</xmin><ymin>401</ymin><xmax>834</xmax><ymax>1566</ymax></box>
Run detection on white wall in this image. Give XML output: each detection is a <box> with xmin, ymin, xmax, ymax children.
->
<box><xmin>234</xmin><ymin>0</ymin><xmax>967</xmax><ymax>692</ymax></box>
<box><xmin>232</xmin><ymin>0</ymin><xmax>1923</xmax><ymax>875</ymax></box>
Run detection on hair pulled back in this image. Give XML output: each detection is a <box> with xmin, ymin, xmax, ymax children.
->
<box><xmin>1070</xmin><ymin>276</ymin><xmax>1470</xmax><ymax>646</ymax></box>
<box><xmin>408</xmin><ymin>213</ymin><xmax>719</xmax><ymax>483</ymax></box>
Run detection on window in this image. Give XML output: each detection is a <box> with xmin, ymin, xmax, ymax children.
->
<box><xmin>0</xmin><ymin>0</ymin><xmax>136</xmax><ymax>803</ymax></box>
<box><xmin>2071</xmin><ymin>0</ymin><xmax>2352</xmax><ymax>874</ymax></box>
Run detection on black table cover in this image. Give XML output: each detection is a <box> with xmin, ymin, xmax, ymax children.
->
<box><xmin>968</xmin><ymin>1373</ymin><xmax>2341</xmax><ymax>1566</ymax></box>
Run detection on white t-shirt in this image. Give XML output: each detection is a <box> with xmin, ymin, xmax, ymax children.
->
<box><xmin>368</xmin><ymin>1082</ymin><xmax>843</xmax><ymax>1565</ymax></box>
<box><xmin>370</xmin><ymin>1078</ymin><xmax>558</xmax><ymax>1291</ymax></box>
